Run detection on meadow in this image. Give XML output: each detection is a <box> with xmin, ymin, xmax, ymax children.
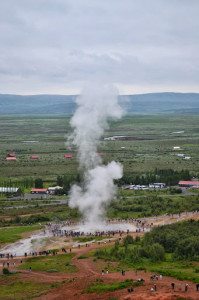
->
<box><xmin>0</xmin><ymin>114</ymin><xmax>199</xmax><ymax>243</ymax></box>
<box><xmin>0</xmin><ymin>114</ymin><xmax>199</xmax><ymax>183</ymax></box>
<box><xmin>19</xmin><ymin>253</ymin><xmax>77</xmax><ymax>273</ymax></box>
<box><xmin>0</xmin><ymin>225</ymin><xmax>41</xmax><ymax>246</ymax></box>
<box><xmin>85</xmin><ymin>279</ymin><xmax>142</xmax><ymax>293</ymax></box>
<box><xmin>107</xmin><ymin>192</ymin><xmax>199</xmax><ymax>219</ymax></box>
<box><xmin>0</xmin><ymin>273</ymin><xmax>63</xmax><ymax>300</ymax></box>
<box><xmin>0</xmin><ymin>189</ymin><xmax>198</xmax><ymax>232</ymax></box>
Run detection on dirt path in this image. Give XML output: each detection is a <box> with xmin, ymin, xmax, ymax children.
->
<box><xmin>10</xmin><ymin>242</ymin><xmax>197</xmax><ymax>300</ymax></box>
<box><xmin>1</xmin><ymin>212</ymin><xmax>199</xmax><ymax>299</ymax></box>
<box><xmin>34</xmin><ymin>248</ymin><xmax>199</xmax><ymax>300</ymax></box>
<box><xmin>1</xmin><ymin>244</ymin><xmax>199</xmax><ymax>300</ymax></box>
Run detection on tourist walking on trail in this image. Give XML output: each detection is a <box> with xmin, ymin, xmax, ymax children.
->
<box><xmin>171</xmin><ymin>282</ymin><xmax>175</xmax><ymax>290</ymax></box>
<box><xmin>127</xmin><ymin>287</ymin><xmax>134</xmax><ymax>293</ymax></box>
<box><xmin>185</xmin><ymin>283</ymin><xmax>189</xmax><ymax>292</ymax></box>
<box><xmin>196</xmin><ymin>283</ymin><xmax>199</xmax><ymax>291</ymax></box>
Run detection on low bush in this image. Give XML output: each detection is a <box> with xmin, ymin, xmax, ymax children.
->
<box><xmin>2</xmin><ymin>268</ymin><xmax>11</xmax><ymax>275</ymax></box>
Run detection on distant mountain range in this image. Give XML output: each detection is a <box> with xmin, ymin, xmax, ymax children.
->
<box><xmin>0</xmin><ymin>92</ymin><xmax>199</xmax><ymax>115</ymax></box>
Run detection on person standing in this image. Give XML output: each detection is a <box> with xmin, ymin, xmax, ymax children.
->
<box><xmin>185</xmin><ymin>283</ymin><xmax>189</xmax><ymax>292</ymax></box>
<box><xmin>171</xmin><ymin>282</ymin><xmax>175</xmax><ymax>290</ymax></box>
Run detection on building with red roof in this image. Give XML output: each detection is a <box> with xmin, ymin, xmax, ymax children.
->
<box><xmin>6</xmin><ymin>156</ymin><xmax>16</xmax><ymax>161</ymax></box>
<box><xmin>64</xmin><ymin>153</ymin><xmax>73</xmax><ymax>159</ymax></box>
<box><xmin>31</xmin><ymin>188</ymin><xmax>48</xmax><ymax>194</ymax></box>
<box><xmin>7</xmin><ymin>152</ymin><xmax>16</xmax><ymax>157</ymax></box>
<box><xmin>178</xmin><ymin>180</ymin><xmax>199</xmax><ymax>188</ymax></box>
<box><xmin>30</xmin><ymin>155</ymin><xmax>39</xmax><ymax>160</ymax></box>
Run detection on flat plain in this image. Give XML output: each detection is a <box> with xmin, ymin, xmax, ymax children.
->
<box><xmin>0</xmin><ymin>114</ymin><xmax>199</xmax><ymax>182</ymax></box>
<box><xmin>0</xmin><ymin>114</ymin><xmax>199</xmax><ymax>299</ymax></box>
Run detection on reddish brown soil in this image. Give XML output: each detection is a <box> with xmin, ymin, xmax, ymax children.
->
<box><xmin>1</xmin><ymin>213</ymin><xmax>199</xmax><ymax>299</ymax></box>
<box><xmin>1</xmin><ymin>242</ymin><xmax>198</xmax><ymax>300</ymax></box>
<box><xmin>37</xmin><ymin>245</ymin><xmax>199</xmax><ymax>300</ymax></box>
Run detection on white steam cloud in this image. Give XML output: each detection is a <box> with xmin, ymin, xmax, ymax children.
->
<box><xmin>68</xmin><ymin>82</ymin><xmax>123</xmax><ymax>225</ymax></box>
<box><xmin>69</xmin><ymin>161</ymin><xmax>123</xmax><ymax>224</ymax></box>
<box><xmin>70</xmin><ymin>83</ymin><xmax>123</xmax><ymax>170</ymax></box>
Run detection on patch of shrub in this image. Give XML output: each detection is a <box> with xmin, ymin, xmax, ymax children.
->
<box><xmin>3</xmin><ymin>268</ymin><xmax>11</xmax><ymax>275</ymax></box>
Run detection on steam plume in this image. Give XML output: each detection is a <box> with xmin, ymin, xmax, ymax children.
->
<box><xmin>68</xmin><ymin>82</ymin><xmax>123</xmax><ymax>225</ymax></box>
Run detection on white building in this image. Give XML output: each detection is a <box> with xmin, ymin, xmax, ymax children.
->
<box><xmin>184</xmin><ymin>156</ymin><xmax>191</xmax><ymax>160</ymax></box>
<box><xmin>176</xmin><ymin>153</ymin><xmax>185</xmax><ymax>158</ymax></box>
<box><xmin>0</xmin><ymin>187</ymin><xmax>20</xmax><ymax>194</ymax></box>
<box><xmin>48</xmin><ymin>186</ymin><xmax>63</xmax><ymax>194</ymax></box>
<box><xmin>149</xmin><ymin>183</ymin><xmax>166</xmax><ymax>189</ymax></box>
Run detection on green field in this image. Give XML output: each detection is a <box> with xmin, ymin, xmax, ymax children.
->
<box><xmin>107</xmin><ymin>192</ymin><xmax>199</xmax><ymax>219</ymax></box>
<box><xmin>19</xmin><ymin>253</ymin><xmax>77</xmax><ymax>273</ymax></box>
<box><xmin>0</xmin><ymin>115</ymin><xmax>199</xmax><ymax>181</ymax></box>
<box><xmin>0</xmin><ymin>200</ymin><xmax>80</xmax><ymax>227</ymax></box>
<box><xmin>0</xmin><ymin>189</ymin><xmax>198</xmax><ymax>227</ymax></box>
<box><xmin>0</xmin><ymin>114</ymin><xmax>199</xmax><ymax>237</ymax></box>
<box><xmin>85</xmin><ymin>279</ymin><xmax>142</xmax><ymax>293</ymax></box>
<box><xmin>0</xmin><ymin>274</ymin><xmax>62</xmax><ymax>300</ymax></box>
<box><xmin>0</xmin><ymin>225</ymin><xmax>41</xmax><ymax>245</ymax></box>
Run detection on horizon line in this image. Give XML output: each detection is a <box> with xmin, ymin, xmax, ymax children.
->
<box><xmin>0</xmin><ymin>91</ymin><xmax>199</xmax><ymax>97</ymax></box>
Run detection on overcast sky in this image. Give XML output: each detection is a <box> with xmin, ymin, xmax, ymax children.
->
<box><xmin>0</xmin><ymin>0</ymin><xmax>199</xmax><ymax>94</ymax></box>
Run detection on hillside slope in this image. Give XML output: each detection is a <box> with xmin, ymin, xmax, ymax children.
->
<box><xmin>0</xmin><ymin>92</ymin><xmax>199</xmax><ymax>115</ymax></box>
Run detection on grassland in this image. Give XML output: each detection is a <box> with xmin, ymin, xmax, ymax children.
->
<box><xmin>0</xmin><ymin>225</ymin><xmax>41</xmax><ymax>245</ymax></box>
<box><xmin>0</xmin><ymin>115</ymin><xmax>199</xmax><ymax>181</ymax></box>
<box><xmin>142</xmin><ymin>258</ymin><xmax>199</xmax><ymax>283</ymax></box>
<box><xmin>98</xmin><ymin>256</ymin><xmax>199</xmax><ymax>283</ymax></box>
<box><xmin>0</xmin><ymin>114</ymin><xmax>198</xmax><ymax>243</ymax></box>
<box><xmin>19</xmin><ymin>253</ymin><xmax>77</xmax><ymax>273</ymax></box>
<box><xmin>0</xmin><ymin>273</ymin><xmax>62</xmax><ymax>300</ymax></box>
<box><xmin>107</xmin><ymin>192</ymin><xmax>199</xmax><ymax>219</ymax></box>
<box><xmin>85</xmin><ymin>279</ymin><xmax>141</xmax><ymax>293</ymax></box>
<box><xmin>0</xmin><ymin>189</ymin><xmax>198</xmax><ymax>227</ymax></box>
<box><xmin>0</xmin><ymin>200</ymin><xmax>80</xmax><ymax>227</ymax></box>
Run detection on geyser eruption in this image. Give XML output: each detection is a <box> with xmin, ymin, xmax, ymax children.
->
<box><xmin>70</xmin><ymin>161</ymin><xmax>123</xmax><ymax>225</ymax></box>
<box><xmin>68</xmin><ymin>83</ymin><xmax>123</xmax><ymax>225</ymax></box>
<box><xmin>70</xmin><ymin>83</ymin><xmax>123</xmax><ymax>169</ymax></box>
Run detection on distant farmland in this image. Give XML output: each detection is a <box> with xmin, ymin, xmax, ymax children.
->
<box><xmin>0</xmin><ymin>114</ymin><xmax>199</xmax><ymax>181</ymax></box>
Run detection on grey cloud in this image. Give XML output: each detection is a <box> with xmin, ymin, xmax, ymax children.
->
<box><xmin>0</xmin><ymin>0</ymin><xmax>199</xmax><ymax>93</ymax></box>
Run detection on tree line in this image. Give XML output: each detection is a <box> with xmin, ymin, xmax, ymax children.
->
<box><xmin>116</xmin><ymin>168</ymin><xmax>191</xmax><ymax>186</ymax></box>
<box><xmin>95</xmin><ymin>220</ymin><xmax>199</xmax><ymax>263</ymax></box>
<box><xmin>0</xmin><ymin>168</ymin><xmax>192</xmax><ymax>195</ymax></box>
